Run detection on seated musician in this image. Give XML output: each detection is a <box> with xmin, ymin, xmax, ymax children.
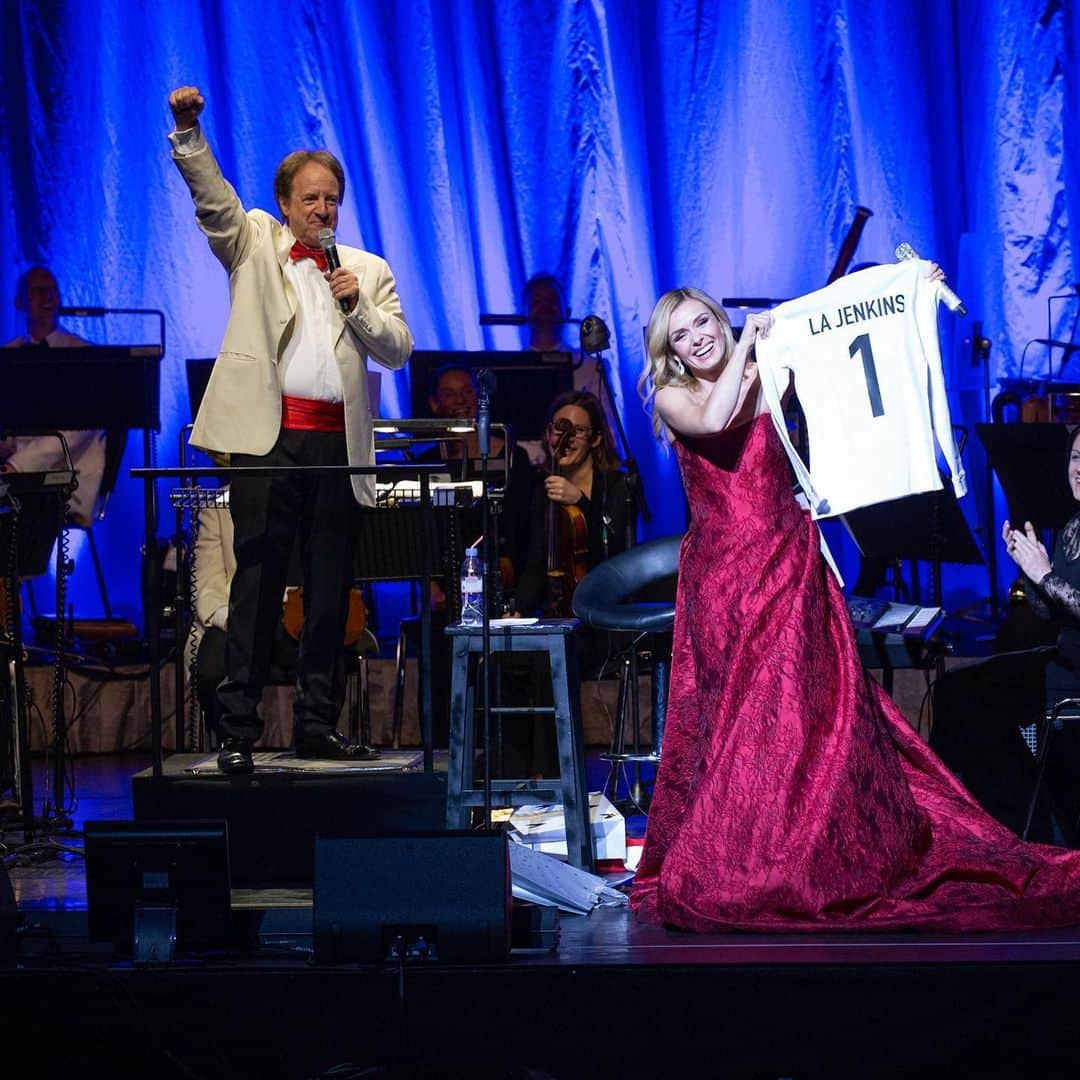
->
<box><xmin>524</xmin><ymin>273</ymin><xmax>570</xmax><ymax>354</ymax></box>
<box><xmin>513</xmin><ymin>389</ymin><xmax>631</xmax><ymax>671</ymax></box>
<box><xmin>187</xmin><ymin>493</ymin><xmax>298</xmax><ymax>740</ymax></box>
<box><xmin>414</xmin><ymin>362</ymin><xmax>536</xmax><ymax>583</ymax></box>
<box><xmin>487</xmin><ymin>390</ymin><xmax>632</xmax><ymax>778</ymax></box>
<box><xmin>1</xmin><ymin>267</ymin><xmax>106</xmax><ymax>528</ymax></box>
<box><xmin>523</xmin><ymin>272</ymin><xmax>609</xmax><ymax>429</ymax></box>
<box><xmin>932</xmin><ymin>426</ymin><xmax>1080</xmax><ymax>841</ymax></box>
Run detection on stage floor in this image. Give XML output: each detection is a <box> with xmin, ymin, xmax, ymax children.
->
<box><xmin>6</xmin><ymin>753</ymin><xmax>1080</xmax><ymax>1076</ymax></box>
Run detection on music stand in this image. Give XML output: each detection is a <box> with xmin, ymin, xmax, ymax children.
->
<box><xmin>977</xmin><ymin>423</ymin><xmax>1074</xmax><ymax>531</ymax></box>
<box><xmin>977</xmin><ymin>422</ymin><xmax>1074</xmax><ymax>618</ymax></box>
<box><xmin>1</xmin><ymin>472</ymin><xmax>72</xmax><ymax>841</ymax></box>
<box><xmin>136</xmin><ymin>463</ymin><xmax>443</xmax><ymax>779</ymax></box>
<box><xmin>185</xmin><ymin>357</ymin><xmax>215</xmax><ymax>422</ymax></box>
<box><xmin>0</xmin><ymin>345</ymin><xmax>162</xmax><ymax>432</ymax></box>
<box><xmin>0</xmin><ymin>346</ymin><xmax>162</xmax><ymax>836</ymax></box>
<box><xmin>407</xmin><ymin>351</ymin><xmax>573</xmax><ymax>441</ymax></box>
<box><xmin>842</xmin><ymin>480</ymin><xmax>984</xmax><ymax>607</ymax></box>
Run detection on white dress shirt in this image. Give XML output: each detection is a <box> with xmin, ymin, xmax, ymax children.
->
<box><xmin>279</xmin><ymin>258</ymin><xmax>344</xmax><ymax>403</ymax></box>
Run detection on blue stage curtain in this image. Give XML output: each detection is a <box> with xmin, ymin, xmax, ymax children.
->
<box><xmin>1</xmin><ymin>0</ymin><xmax>1076</xmax><ymax>620</ymax></box>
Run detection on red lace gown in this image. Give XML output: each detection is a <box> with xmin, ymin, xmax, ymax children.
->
<box><xmin>631</xmin><ymin>413</ymin><xmax>1080</xmax><ymax>932</ymax></box>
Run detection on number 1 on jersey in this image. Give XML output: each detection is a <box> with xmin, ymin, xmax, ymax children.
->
<box><xmin>849</xmin><ymin>333</ymin><xmax>884</xmax><ymax>418</ymax></box>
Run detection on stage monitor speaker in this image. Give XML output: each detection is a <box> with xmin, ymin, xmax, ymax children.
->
<box><xmin>313</xmin><ymin>830</ymin><xmax>511</xmax><ymax>964</ymax></box>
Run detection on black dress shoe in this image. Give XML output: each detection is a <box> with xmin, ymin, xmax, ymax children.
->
<box><xmin>217</xmin><ymin>737</ymin><xmax>255</xmax><ymax>775</ymax></box>
<box><xmin>294</xmin><ymin>729</ymin><xmax>379</xmax><ymax>761</ymax></box>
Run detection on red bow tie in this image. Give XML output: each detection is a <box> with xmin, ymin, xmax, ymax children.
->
<box><xmin>289</xmin><ymin>241</ymin><xmax>328</xmax><ymax>272</ymax></box>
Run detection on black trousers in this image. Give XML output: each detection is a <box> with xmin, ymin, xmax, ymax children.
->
<box><xmin>197</xmin><ymin>626</ymin><xmax>299</xmax><ymax>740</ymax></box>
<box><xmin>217</xmin><ymin>428</ymin><xmax>357</xmax><ymax>743</ymax></box>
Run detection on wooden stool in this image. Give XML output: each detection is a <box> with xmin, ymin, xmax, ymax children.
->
<box><xmin>445</xmin><ymin>618</ymin><xmax>594</xmax><ymax>871</ymax></box>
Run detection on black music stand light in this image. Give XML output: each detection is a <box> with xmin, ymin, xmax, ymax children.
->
<box><xmin>0</xmin><ymin>345</ymin><xmax>161</xmax><ymax>432</ymax></box>
<box><xmin>842</xmin><ymin>480</ymin><xmax>984</xmax><ymax>608</ymax></box>
<box><xmin>407</xmin><ymin>350</ymin><xmax>573</xmax><ymax>442</ymax></box>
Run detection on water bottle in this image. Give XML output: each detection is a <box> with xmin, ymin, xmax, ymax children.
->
<box><xmin>459</xmin><ymin>547</ymin><xmax>484</xmax><ymax>626</ymax></box>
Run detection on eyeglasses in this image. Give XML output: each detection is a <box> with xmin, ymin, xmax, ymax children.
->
<box><xmin>547</xmin><ymin>421</ymin><xmax>593</xmax><ymax>440</ymax></box>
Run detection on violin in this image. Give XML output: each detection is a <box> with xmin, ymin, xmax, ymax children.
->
<box><xmin>282</xmin><ymin>586</ymin><xmax>368</xmax><ymax>646</ymax></box>
<box><xmin>544</xmin><ymin>426</ymin><xmax>589</xmax><ymax>617</ymax></box>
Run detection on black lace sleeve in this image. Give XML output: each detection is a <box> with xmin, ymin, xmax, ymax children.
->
<box><xmin>1034</xmin><ymin>572</ymin><xmax>1080</xmax><ymax>624</ymax></box>
<box><xmin>1024</xmin><ymin>576</ymin><xmax>1054</xmax><ymax>619</ymax></box>
<box><xmin>1027</xmin><ymin>513</ymin><xmax>1080</xmax><ymax>622</ymax></box>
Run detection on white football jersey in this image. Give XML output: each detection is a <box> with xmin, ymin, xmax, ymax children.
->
<box><xmin>754</xmin><ymin>259</ymin><xmax>966</xmax><ymax>519</ymax></box>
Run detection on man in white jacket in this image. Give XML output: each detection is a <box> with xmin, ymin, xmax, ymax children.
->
<box><xmin>167</xmin><ymin>86</ymin><xmax>413</xmax><ymax>774</ymax></box>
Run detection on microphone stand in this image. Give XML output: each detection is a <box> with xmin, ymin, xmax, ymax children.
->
<box><xmin>581</xmin><ymin>321</ymin><xmax>654</xmax><ymax>808</ymax></box>
<box><xmin>476</xmin><ymin>371</ymin><xmax>494</xmax><ymax>830</ymax></box>
<box><xmin>582</xmin><ymin>337</ymin><xmax>651</xmax><ymax>543</ymax></box>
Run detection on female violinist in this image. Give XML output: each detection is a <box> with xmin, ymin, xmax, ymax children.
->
<box><xmin>513</xmin><ymin>390</ymin><xmax>630</xmax><ymax>659</ymax></box>
<box><xmin>495</xmin><ymin>390</ymin><xmax>632</xmax><ymax>778</ymax></box>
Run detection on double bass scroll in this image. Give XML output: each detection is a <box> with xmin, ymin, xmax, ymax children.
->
<box><xmin>827</xmin><ymin>206</ymin><xmax>874</xmax><ymax>284</ymax></box>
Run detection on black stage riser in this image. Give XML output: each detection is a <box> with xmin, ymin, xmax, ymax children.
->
<box><xmin>4</xmin><ymin>961</ymin><xmax>1080</xmax><ymax>1078</ymax></box>
<box><xmin>132</xmin><ymin>772</ymin><xmax>447</xmax><ymax>886</ymax></box>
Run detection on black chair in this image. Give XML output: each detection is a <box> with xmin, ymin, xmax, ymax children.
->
<box><xmin>572</xmin><ymin>534</ymin><xmax>680</xmax><ymax>809</ymax></box>
<box><xmin>1022</xmin><ymin>696</ymin><xmax>1080</xmax><ymax>842</ymax></box>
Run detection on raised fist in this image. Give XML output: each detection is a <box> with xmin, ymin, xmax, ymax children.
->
<box><xmin>168</xmin><ymin>86</ymin><xmax>205</xmax><ymax>131</ymax></box>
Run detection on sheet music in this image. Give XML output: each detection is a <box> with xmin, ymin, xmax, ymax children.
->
<box><xmin>871</xmin><ymin>602</ymin><xmax>942</xmax><ymax>635</ymax></box>
<box><xmin>374</xmin><ymin>479</ymin><xmax>482</xmax><ymax>506</ymax></box>
<box><xmin>508</xmin><ymin>839</ymin><xmax>627</xmax><ymax>915</ymax></box>
<box><xmin>902</xmin><ymin>605</ymin><xmax>943</xmax><ymax>633</ymax></box>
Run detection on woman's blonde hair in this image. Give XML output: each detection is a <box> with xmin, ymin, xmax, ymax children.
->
<box><xmin>637</xmin><ymin>287</ymin><xmax>735</xmax><ymax>440</ymax></box>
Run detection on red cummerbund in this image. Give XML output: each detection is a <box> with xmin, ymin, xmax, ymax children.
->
<box><xmin>281</xmin><ymin>395</ymin><xmax>346</xmax><ymax>433</ymax></box>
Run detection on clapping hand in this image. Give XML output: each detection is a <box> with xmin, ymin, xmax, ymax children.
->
<box><xmin>1002</xmin><ymin>519</ymin><xmax>1052</xmax><ymax>582</ymax></box>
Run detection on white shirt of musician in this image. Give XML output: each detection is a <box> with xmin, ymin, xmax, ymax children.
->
<box><xmin>279</xmin><ymin>258</ymin><xmax>344</xmax><ymax>403</ymax></box>
<box><xmin>3</xmin><ymin>328</ymin><xmax>87</xmax><ymax>348</ymax></box>
<box><xmin>754</xmin><ymin>259</ymin><xmax>967</xmax><ymax>519</ymax></box>
<box><xmin>1</xmin><ymin>330</ymin><xmax>106</xmax><ymax>526</ymax></box>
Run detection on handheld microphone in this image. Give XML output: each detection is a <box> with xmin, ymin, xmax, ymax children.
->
<box><xmin>894</xmin><ymin>242</ymin><xmax>967</xmax><ymax>316</ymax></box>
<box><xmin>58</xmin><ymin>307</ymin><xmax>108</xmax><ymax>317</ymax></box>
<box><xmin>476</xmin><ymin>368</ymin><xmax>495</xmax><ymax>457</ymax></box>
<box><xmin>580</xmin><ymin>314</ymin><xmax>611</xmax><ymax>353</ymax></box>
<box><xmin>318</xmin><ymin>228</ymin><xmax>352</xmax><ymax>313</ymax></box>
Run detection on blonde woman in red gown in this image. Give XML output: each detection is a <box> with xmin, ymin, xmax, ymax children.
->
<box><xmin>631</xmin><ymin>285</ymin><xmax>1080</xmax><ymax>932</ymax></box>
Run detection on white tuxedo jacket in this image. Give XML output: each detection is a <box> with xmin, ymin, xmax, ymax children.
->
<box><xmin>171</xmin><ymin>128</ymin><xmax>413</xmax><ymax>505</ymax></box>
